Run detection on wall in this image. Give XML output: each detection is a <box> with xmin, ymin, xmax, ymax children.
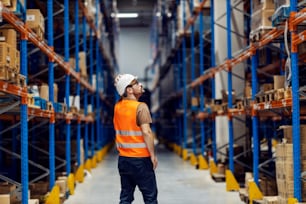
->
<box><xmin>118</xmin><ymin>27</ymin><xmax>151</xmax><ymax>87</ymax></box>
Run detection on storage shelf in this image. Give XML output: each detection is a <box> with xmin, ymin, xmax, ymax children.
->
<box><xmin>1</xmin><ymin>7</ymin><xmax>95</xmax><ymax>93</ymax></box>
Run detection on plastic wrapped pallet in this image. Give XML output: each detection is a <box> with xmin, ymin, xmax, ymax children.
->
<box><xmin>251</xmin><ymin>9</ymin><xmax>274</xmax><ymax>31</ymax></box>
<box><xmin>252</xmin><ymin>0</ymin><xmax>275</xmax><ymax>13</ymax></box>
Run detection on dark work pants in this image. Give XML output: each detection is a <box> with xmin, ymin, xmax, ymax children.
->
<box><xmin>118</xmin><ymin>156</ymin><xmax>158</xmax><ymax>204</ymax></box>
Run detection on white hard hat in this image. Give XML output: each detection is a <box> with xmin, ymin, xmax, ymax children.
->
<box><xmin>114</xmin><ymin>74</ymin><xmax>137</xmax><ymax>96</ymax></box>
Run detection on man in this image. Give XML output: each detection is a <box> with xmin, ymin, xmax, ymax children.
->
<box><xmin>113</xmin><ymin>74</ymin><xmax>158</xmax><ymax>204</ymax></box>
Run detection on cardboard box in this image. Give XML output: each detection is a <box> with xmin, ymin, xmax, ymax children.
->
<box><xmin>29</xmin><ymin>199</ymin><xmax>39</xmax><ymax>204</ymax></box>
<box><xmin>29</xmin><ymin>181</ymin><xmax>49</xmax><ymax>195</ymax></box>
<box><xmin>193</xmin><ymin>0</ymin><xmax>210</xmax><ymax>8</ymax></box>
<box><xmin>251</xmin><ymin>9</ymin><xmax>274</xmax><ymax>31</ymax></box>
<box><xmin>279</xmin><ymin>125</ymin><xmax>306</xmax><ymax>143</ymax></box>
<box><xmin>39</xmin><ymin>84</ymin><xmax>48</xmax><ymax>100</ymax></box>
<box><xmin>273</xmin><ymin>75</ymin><xmax>285</xmax><ymax>89</ymax></box>
<box><xmin>260</xmin><ymin>83</ymin><xmax>273</xmax><ymax>92</ymax></box>
<box><xmin>252</xmin><ymin>0</ymin><xmax>275</xmax><ymax>13</ymax></box>
<box><xmin>55</xmin><ymin>179</ymin><xmax>67</xmax><ymax>196</ymax></box>
<box><xmin>2</xmin><ymin>0</ymin><xmax>12</xmax><ymax>7</ymax></box>
<box><xmin>69</xmin><ymin>57</ymin><xmax>75</xmax><ymax>69</ymax></box>
<box><xmin>79</xmin><ymin>52</ymin><xmax>87</xmax><ymax>77</ymax></box>
<box><xmin>191</xmin><ymin>97</ymin><xmax>199</xmax><ymax>107</ymax></box>
<box><xmin>26</xmin><ymin>9</ymin><xmax>45</xmax><ymax>33</ymax></box>
<box><xmin>10</xmin><ymin>46</ymin><xmax>17</xmax><ymax>70</ymax></box>
<box><xmin>0</xmin><ymin>183</ymin><xmax>16</xmax><ymax>194</ymax></box>
<box><xmin>0</xmin><ymin>28</ymin><xmax>17</xmax><ymax>49</ymax></box>
<box><xmin>5</xmin><ymin>0</ymin><xmax>19</xmax><ymax>12</ymax></box>
<box><xmin>0</xmin><ymin>194</ymin><xmax>10</xmax><ymax>204</ymax></box>
<box><xmin>0</xmin><ymin>42</ymin><xmax>11</xmax><ymax>68</ymax></box>
<box><xmin>245</xmin><ymin>84</ymin><xmax>252</xmax><ymax>98</ymax></box>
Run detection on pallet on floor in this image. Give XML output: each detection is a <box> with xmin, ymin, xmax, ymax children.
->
<box><xmin>211</xmin><ymin>173</ymin><xmax>225</xmax><ymax>182</ymax></box>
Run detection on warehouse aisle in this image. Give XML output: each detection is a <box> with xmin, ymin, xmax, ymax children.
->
<box><xmin>64</xmin><ymin>145</ymin><xmax>244</xmax><ymax>204</ymax></box>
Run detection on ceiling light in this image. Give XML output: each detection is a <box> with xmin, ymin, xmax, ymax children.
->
<box><xmin>116</xmin><ymin>13</ymin><xmax>139</xmax><ymax>18</ymax></box>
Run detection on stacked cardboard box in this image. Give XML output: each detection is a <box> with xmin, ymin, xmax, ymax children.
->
<box><xmin>0</xmin><ymin>27</ymin><xmax>20</xmax><ymax>81</ymax></box>
<box><xmin>275</xmin><ymin>126</ymin><xmax>306</xmax><ymax>202</ymax></box>
<box><xmin>250</xmin><ymin>0</ymin><xmax>275</xmax><ymax>36</ymax></box>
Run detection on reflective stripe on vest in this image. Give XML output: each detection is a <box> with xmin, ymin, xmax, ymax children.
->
<box><xmin>116</xmin><ymin>142</ymin><xmax>147</xmax><ymax>149</ymax></box>
<box><xmin>116</xmin><ymin>130</ymin><xmax>143</xmax><ymax>136</ymax></box>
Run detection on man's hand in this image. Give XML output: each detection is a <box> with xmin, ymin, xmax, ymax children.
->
<box><xmin>151</xmin><ymin>155</ymin><xmax>158</xmax><ymax>170</ymax></box>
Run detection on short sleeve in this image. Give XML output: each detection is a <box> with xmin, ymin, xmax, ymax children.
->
<box><xmin>136</xmin><ymin>103</ymin><xmax>152</xmax><ymax>126</ymax></box>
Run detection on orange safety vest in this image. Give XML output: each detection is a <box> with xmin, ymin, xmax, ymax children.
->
<box><xmin>113</xmin><ymin>99</ymin><xmax>150</xmax><ymax>157</ymax></box>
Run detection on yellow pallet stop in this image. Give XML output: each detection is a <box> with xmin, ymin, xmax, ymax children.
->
<box><xmin>85</xmin><ymin>159</ymin><xmax>91</xmax><ymax>172</ymax></box>
<box><xmin>91</xmin><ymin>154</ymin><xmax>97</xmax><ymax>168</ymax></box>
<box><xmin>248</xmin><ymin>180</ymin><xmax>263</xmax><ymax>204</ymax></box>
<box><xmin>96</xmin><ymin>150</ymin><xmax>102</xmax><ymax>162</ymax></box>
<box><xmin>225</xmin><ymin>170</ymin><xmax>239</xmax><ymax>191</ymax></box>
<box><xmin>189</xmin><ymin>152</ymin><xmax>198</xmax><ymax>166</ymax></box>
<box><xmin>75</xmin><ymin>164</ymin><xmax>84</xmax><ymax>183</ymax></box>
<box><xmin>182</xmin><ymin>148</ymin><xmax>188</xmax><ymax>160</ymax></box>
<box><xmin>197</xmin><ymin>155</ymin><xmax>209</xmax><ymax>169</ymax></box>
<box><xmin>209</xmin><ymin>159</ymin><xmax>218</xmax><ymax>176</ymax></box>
<box><xmin>45</xmin><ymin>185</ymin><xmax>60</xmax><ymax>204</ymax></box>
<box><xmin>288</xmin><ymin>198</ymin><xmax>298</xmax><ymax>204</ymax></box>
<box><xmin>68</xmin><ymin>173</ymin><xmax>75</xmax><ymax>195</ymax></box>
<box><xmin>173</xmin><ymin>144</ymin><xmax>178</xmax><ymax>154</ymax></box>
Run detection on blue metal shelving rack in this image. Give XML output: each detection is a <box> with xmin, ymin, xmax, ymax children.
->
<box><xmin>20</xmin><ymin>1</ymin><xmax>29</xmax><ymax>203</ymax></box>
<box><xmin>47</xmin><ymin>0</ymin><xmax>56</xmax><ymax>191</ymax></box>
<box><xmin>290</xmin><ymin>0</ymin><xmax>302</xmax><ymax>201</ymax></box>
<box><xmin>0</xmin><ymin>1</ymin><xmax>117</xmax><ymax>203</ymax></box>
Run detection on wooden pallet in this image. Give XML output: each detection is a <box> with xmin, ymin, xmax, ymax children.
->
<box><xmin>211</xmin><ymin>173</ymin><xmax>225</xmax><ymax>182</ymax></box>
<box><xmin>239</xmin><ymin>188</ymin><xmax>249</xmax><ymax>204</ymax></box>
<box><xmin>249</xmin><ymin>27</ymin><xmax>273</xmax><ymax>42</ymax></box>
<box><xmin>275</xmin><ymin>88</ymin><xmax>285</xmax><ymax>101</ymax></box>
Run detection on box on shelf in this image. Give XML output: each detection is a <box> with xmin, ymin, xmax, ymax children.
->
<box><xmin>55</xmin><ymin>179</ymin><xmax>67</xmax><ymax>197</ymax></box>
<box><xmin>0</xmin><ymin>28</ymin><xmax>17</xmax><ymax>49</ymax></box>
<box><xmin>4</xmin><ymin>0</ymin><xmax>24</xmax><ymax>12</ymax></box>
<box><xmin>273</xmin><ymin>75</ymin><xmax>285</xmax><ymax>90</ymax></box>
<box><xmin>79</xmin><ymin>52</ymin><xmax>87</xmax><ymax>78</ymax></box>
<box><xmin>251</xmin><ymin>9</ymin><xmax>274</xmax><ymax>31</ymax></box>
<box><xmin>9</xmin><ymin>46</ymin><xmax>17</xmax><ymax>71</ymax></box>
<box><xmin>28</xmin><ymin>199</ymin><xmax>39</xmax><ymax>204</ymax></box>
<box><xmin>252</xmin><ymin>0</ymin><xmax>275</xmax><ymax>13</ymax></box>
<box><xmin>39</xmin><ymin>83</ymin><xmax>48</xmax><ymax>101</ymax></box>
<box><xmin>2</xmin><ymin>0</ymin><xmax>12</xmax><ymax>7</ymax></box>
<box><xmin>193</xmin><ymin>0</ymin><xmax>210</xmax><ymax>8</ymax></box>
<box><xmin>176</xmin><ymin>4</ymin><xmax>191</xmax><ymax>35</ymax></box>
<box><xmin>26</xmin><ymin>9</ymin><xmax>45</xmax><ymax>39</ymax></box>
<box><xmin>260</xmin><ymin>83</ymin><xmax>273</xmax><ymax>92</ymax></box>
<box><xmin>69</xmin><ymin>57</ymin><xmax>75</xmax><ymax>69</ymax></box>
<box><xmin>0</xmin><ymin>194</ymin><xmax>10</xmax><ymax>204</ymax></box>
<box><xmin>244</xmin><ymin>82</ymin><xmax>252</xmax><ymax>98</ymax></box>
<box><xmin>0</xmin><ymin>42</ymin><xmax>12</xmax><ymax>75</ymax></box>
<box><xmin>191</xmin><ymin>97</ymin><xmax>199</xmax><ymax>107</ymax></box>
<box><xmin>39</xmin><ymin>83</ymin><xmax>58</xmax><ymax>102</ymax></box>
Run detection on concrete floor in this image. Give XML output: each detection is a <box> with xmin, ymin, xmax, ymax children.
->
<box><xmin>64</xmin><ymin>145</ymin><xmax>244</xmax><ymax>204</ymax></box>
